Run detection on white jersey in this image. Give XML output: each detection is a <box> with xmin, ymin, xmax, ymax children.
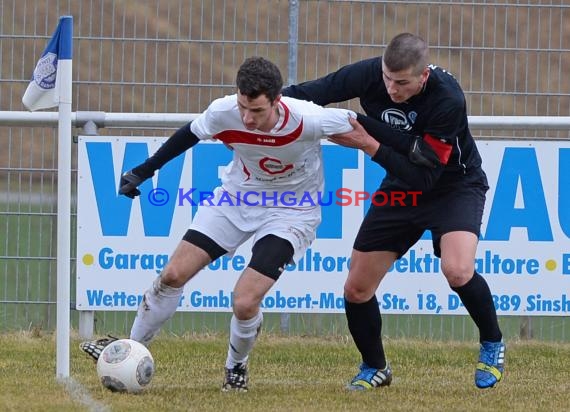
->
<box><xmin>190</xmin><ymin>95</ymin><xmax>355</xmax><ymax>207</ymax></box>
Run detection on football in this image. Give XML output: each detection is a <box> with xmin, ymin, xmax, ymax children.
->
<box><xmin>96</xmin><ymin>338</ymin><xmax>155</xmax><ymax>393</ymax></box>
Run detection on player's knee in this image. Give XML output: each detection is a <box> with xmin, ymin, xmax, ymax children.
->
<box><xmin>343</xmin><ymin>282</ymin><xmax>373</xmax><ymax>303</ymax></box>
<box><xmin>442</xmin><ymin>261</ymin><xmax>474</xmax><ymax>287</ymax></box>
<box><xmin>160</xmin><ymin>264</ymin><xmax>188</xmax><ymax>288</ymax></box>
<box><xmin>232</xmin><ymin>296</ymin><xmax>257</xmax><ymax>320</ymax></box>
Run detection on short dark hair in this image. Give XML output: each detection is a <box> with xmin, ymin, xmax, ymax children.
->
<box><xmin>236</xmin><ymin>56</ymin><xmax>283</xmax><ymax>102</ymax></box>
<box><xmin>383</xmin><ymin>33</ymin><xmax>429</xmax><ymax>75</ymax></box>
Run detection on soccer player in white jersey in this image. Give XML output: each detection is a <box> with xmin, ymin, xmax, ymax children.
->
<box><xmin>81</xmin><ymin>56</ymin><xmax>355</xmax><ymax>392</ymax></box>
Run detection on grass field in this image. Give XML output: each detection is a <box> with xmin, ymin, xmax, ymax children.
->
<box><xmin>1</xmin><ymin>331</ymin><xmax>569</xmax><ymax>412</ymax></box>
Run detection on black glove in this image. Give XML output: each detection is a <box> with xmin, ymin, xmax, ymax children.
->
<box><xmin>408</xmin><ymin>136</ymin><xmax>441</xmax><ymax>169</ymax></box>
<box><xmin>119</xmin><ymin>164</ymin><xmax>155</xmax><ymax>199</ymax></box>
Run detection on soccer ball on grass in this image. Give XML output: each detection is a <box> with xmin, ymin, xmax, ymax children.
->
<box><xmin>96</xmin><ymin>338</ymin><xmax>155</xmax><ymax>393</ymax></box>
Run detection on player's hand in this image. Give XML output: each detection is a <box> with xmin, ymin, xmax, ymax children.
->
<box><xmin>119</xmin><ymin>170</ymin><xmax>147</xmax><ymax>199</ymax></box>
<box><xmin>329</xmin><ymin>116</ymin><xmax>380</xmax><ymax>156</ymax></box>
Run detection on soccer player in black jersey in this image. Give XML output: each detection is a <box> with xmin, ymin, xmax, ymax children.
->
<box><xmin>283</xmin><ymin>32</ymin><xmax>505</xmax><ymax>390</ymax></box>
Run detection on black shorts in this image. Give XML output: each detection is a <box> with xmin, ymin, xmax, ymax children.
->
<box><xmin>354</xmin><ymin>171</ymin><xmax>488</xmax><ymax>258</ymax></box>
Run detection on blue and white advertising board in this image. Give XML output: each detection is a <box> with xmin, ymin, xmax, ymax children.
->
<box><xmin>76</xmin><ymin>137</ymin><xmax>570</xmax><ymax>315</ymax></box>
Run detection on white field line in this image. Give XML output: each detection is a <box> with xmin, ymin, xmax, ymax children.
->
<box><xmin>60</xmin><ymin>376</ymin><xmax>109</xmax><ymax>412</ymax></box>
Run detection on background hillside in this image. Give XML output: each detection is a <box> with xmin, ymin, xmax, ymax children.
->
<box><xmin>3</xmin><ymin>1</ymin><xmax>569</xmax><ymax>115</ymax></box>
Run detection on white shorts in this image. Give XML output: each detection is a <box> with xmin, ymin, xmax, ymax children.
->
<box><xmin>189</xmin><ymin>187</ymin><xmax>321</xmax><ymax>263</ymax></box>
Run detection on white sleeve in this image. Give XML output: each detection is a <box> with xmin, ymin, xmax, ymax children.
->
<box><xmin>319</xmin><ymin>108</ymin><xmax>356</xmax><ymax>136</ymax></box>
<box><xmin>190</xmin><ymin>107</ymin><xmax>217</xmax><ymax>141</ymax></box>
<box><xmin>190</xmin><ymin>96</ymin><xmax>237</xmax><ymax>141</ymax></box>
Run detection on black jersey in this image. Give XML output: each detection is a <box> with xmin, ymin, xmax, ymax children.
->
<box><xmin>283</xmin><ymin>57</ymin><xmax>486</xmax><ymax>191</ymax></box>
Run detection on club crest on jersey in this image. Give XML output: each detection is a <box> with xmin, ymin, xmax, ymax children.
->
<box><xmin>381</xmin><ymin>109</ymin><xmax>412</xmax><ymax>131</ymax></box>
<box><xmin>259</xmin><ymin>157</ymin><xmax>294</xmax><ymax>175</ymax></box>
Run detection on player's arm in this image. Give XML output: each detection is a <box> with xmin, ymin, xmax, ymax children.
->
<box><xmin>329</xmin><ymin>116</ymin><xmax>452</xmax><ymax>192</ymax></box>
<box><xmin>371</xmin><ymin>141</ymin><xmax>447</xmax><ymax>192</ymax></box>
<box><xmin>119</xmin><ymin>122</ymin><xmax>199</xmax><ymax>198</ymax></box>
<box><xmin>355</xmin><ymin>113</ymin><xmax>417</xmax><ymax>155</ymax></box>
<box><xmin>282</xmin><ymin>58</ymin><xmax>378</xmax><ymax>106</ymax></box>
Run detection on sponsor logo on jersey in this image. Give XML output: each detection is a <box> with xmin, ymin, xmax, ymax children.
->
<box><xmin>381</xmin><ymin>108</ymin><xmax>412</xmax><ymax>131</ymax></box>
<box><xmin>259</xmin><ymin>157</ymin><xmax>294</xmax><ymax>174</ymax></box>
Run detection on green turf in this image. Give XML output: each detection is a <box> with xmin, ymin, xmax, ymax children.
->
<box><xmin>0</xmin><ymin>332</ymin><xmax>569</xmax><ymax>412</ymax></box>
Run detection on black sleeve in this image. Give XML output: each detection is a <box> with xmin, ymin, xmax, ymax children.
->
<box><xmin>133</xmin><ymin>122</ymin><xmax>199</xmax><ymax>178</ymax></box>
<box><xmin>282</xmin><ymin>58</ymin><xmax>380</xmax><ymax>106</ymax></box>
<box><xmin>371</xmin><ymin>145</ymin><xmax>444</xmax><ymax>192</ymax></box>
<box><xmin>356</xmin><ymin>113</ymin><xmax>413</xmax><ymax>155</ymax></box>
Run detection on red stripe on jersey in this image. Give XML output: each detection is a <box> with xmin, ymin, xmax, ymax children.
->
<box><xmin>424</xmin><ymin>133</ymin><xmax>452</xmax><ymax>165</ymax></box>
<box><xmin>241</xmin><ymin>160</ymin><xmax>251</xmax><ymax>181</ymax></box>
<box><xmin>276</xmin><ymin>100</ymin><xmax>290</xmax><ymax>132</ymax></box>
<box><xmin>214</xmin><ymin>119</ymin><xmax>303</xmax><ymax>146</ymax></box>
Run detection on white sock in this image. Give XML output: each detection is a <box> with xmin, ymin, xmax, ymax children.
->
<box><xmin>225</xmin><ymin>311</ymin><xmax>263</xmax><ymax>368</ymax></box>
<box><xmin>130</xmin><ymin>276</ymin><xmax>183</xmax><ymax>345</ymax></box>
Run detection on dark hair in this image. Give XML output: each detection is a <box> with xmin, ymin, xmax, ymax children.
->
<box><xmin>236</xmin><ymin>56</ymin><xmax>283</xmax><ymax>102</ymax></box>
<box><xmin>383</xmin><ymin>33</ymin><xmax>429</xmax><ymax>75</ymax></box>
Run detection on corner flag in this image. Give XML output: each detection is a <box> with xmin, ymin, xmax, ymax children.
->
<box><xmin>21</xmin><ymin>15</ymin><xmax>74</xmax><ymax>380</ymax></box>
<box><xmin>22</xmin><ymin>16</ymin><xmax>73</xmax><ymax>111</ymax></box>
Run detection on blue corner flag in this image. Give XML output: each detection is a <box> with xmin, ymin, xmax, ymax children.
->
<box><xmin>22</xmin><ymin>15</ymin><xmax>73</xmax><ymax>111</ymax></box>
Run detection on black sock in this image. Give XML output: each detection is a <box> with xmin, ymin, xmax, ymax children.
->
<box><xmin>345</xmin><ymin>296</ymin><xmax>386</xmax><ymax>369</ymax></box>
<box><xmin>452</xmin><ymin>272</ymin><xmax>503</xmax><ymax>343</ymax></box>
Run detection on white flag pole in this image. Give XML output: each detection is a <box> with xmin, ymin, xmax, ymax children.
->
<box><xmin>55</xmin><ymin>16</ymin><xmax>73</xmax><ymax>380</ymax></box>
<box><xmin>23</xmin><ymin>17</ymin><xmax>74</xmax><ymax>375</ymax></box>
<box><xmin>22</xmin><ymin>14</ymin><xmax>74</xmax><ymax>380</ymax></box>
